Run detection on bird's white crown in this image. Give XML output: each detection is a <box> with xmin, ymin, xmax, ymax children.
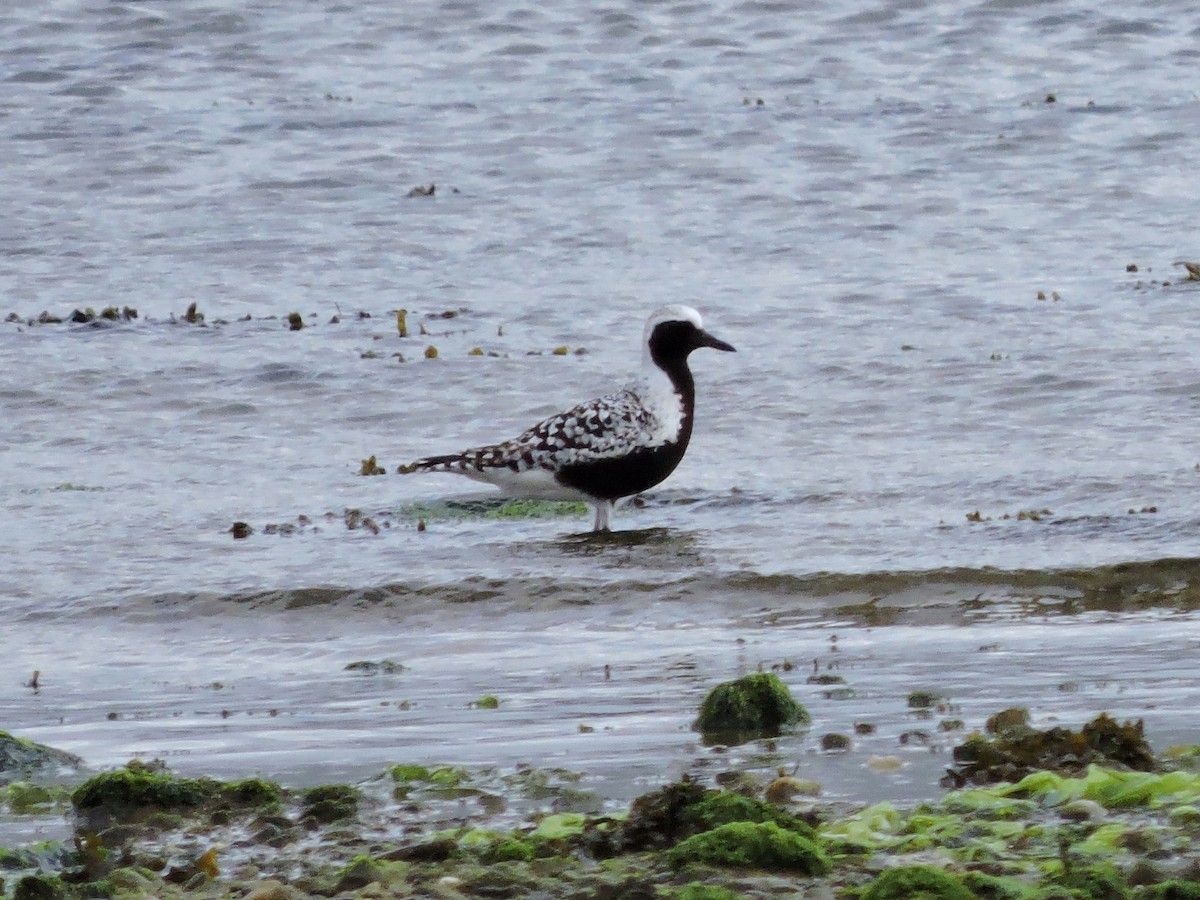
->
<box><xmin>642</xmin><ymin>304</ymin><xmax>704</xmax><ymax>347</ymax></box>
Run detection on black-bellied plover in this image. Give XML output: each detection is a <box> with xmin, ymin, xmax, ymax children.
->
<box><xmin>399</xmin><ymin>305</ymin><xmax>735</xmax><ymax>531</ymax></box>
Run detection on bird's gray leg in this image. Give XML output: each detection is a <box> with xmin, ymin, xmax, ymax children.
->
<box><xmin>592</xmin><ymin>500</ymin><xmax>614</xmax><ymax>532</ymax></box>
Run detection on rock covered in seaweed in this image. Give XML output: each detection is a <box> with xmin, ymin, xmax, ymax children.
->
<box><xmin>943</xmin><ymin>712</ymin><xmax>1155</xmax><ymax>787</ymax></box>
<box><xmin>693</xmin><ymin>673</ymin><xmax>810</xmax><ymax>745</ymax></box>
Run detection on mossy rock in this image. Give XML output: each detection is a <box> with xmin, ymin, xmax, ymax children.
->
<box><xmin>690</xmin><ymin>790</ymin><xmax>816</xmax><ymax>839</ymax></box>
<box><xmin>693</xmin><ymin>673</ymin><xmax>809</xmax><ymax>744</ymax></box>
<box><xmin>222</xmin><ymin>778</ymin><xmax>281</xmax><ymax>808</ymax></box>
<box><xmin>1143</xmin><ymin>881</ymin><xmax>1200</xmax><ymax>900</ymax></box>
<box><xmin>985</xmin><ymin>707</ymin><xmax>1030</xmax><ymax>734</ymax></box>
<box><xmin>72</xmin><ymin>766</ymin><xmax>282</xmax><ymax>828</ymax></box>
<box><xmin>3</xmin><ymin>781</ymin><xmax>69</xmax><ymax>814</ymax></box>
<box><xmin>674</xmin><ymin>885</ymin><xmax>743</xmax><ymax>900</ymax></box>
<box><xmin>300</xmin><ymin>784</ymin><xmax>360</xmax><ymax>823</ymax></box>
<box><xmin>581</xmin><ymin>780</ymin><xmax>815</xmax><ymax>857</ymax></box>
<box><xmin>666</xmin><ymin>820</ymin><xmax>828</xmax><ymax>874</ymax></box>
<box><xmin>861</xmin><ymin>865</ymin><xmax>975</xmax><ymax>900</ymax></box>
<box><xmin>962</xmin><ymin>870</ymin><xmax>1039</xmax><ymax>899</ymax></box>
<box><xmin>1050</xmin><ymin>862</ymin><xmax>1131</xmax><ymax>900</ymax></box>
<box><xmin>483</xmin><ymin>837</ymin><xmax>535</xmax><ymax>863</ymax></box>
<box><xmin>13</xmin><ymin>874</ymin><xmax>69</xmax><ymax>900</ymax></box>
<box><xmin>72</xmin><ymin>770</ymin><xmax>216</xmax><ymax>825</ymax></box>
<box><xmin>0</xmin><ymin>732</ymin><xmax>83</xmax><ymax>784</ymax></box>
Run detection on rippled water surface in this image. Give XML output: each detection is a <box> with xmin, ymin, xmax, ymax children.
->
<box><xmin>4</xmin><ymin>0</ymin><xmax>1200</xmax><ymax>822</ymax></box>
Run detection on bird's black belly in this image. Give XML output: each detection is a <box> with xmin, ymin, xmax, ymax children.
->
<box><xmin>554</xmin><ymin>442</ymin><xmax>686</xmax><ymax>501</ymax></box>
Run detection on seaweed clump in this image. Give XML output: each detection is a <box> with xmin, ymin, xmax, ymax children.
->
<box><xmin>694</xmin><ymin>673</ymin><xmax>809</xmax><ymax>744</ymax></box>
<box><xmin>580</xmin><ymin>778</ymin><xmax>816</xmax><ymax>858</ymax></box>
<box><xmin>861</xmin><ymin>864</ymin><xmax>975</xmax><ymax>900</ymax></box>
<box><xmin>72</xmin><ymin>760</ymin><xmax>280</xmax><ymax>829</ymax></box>
<box><xmin>944</xmin><ymin>713</ymin><xmax>1155</xmax><ymax>787</ymax></box>
<box><xmin>665</xmin><ymin>820</ymin><xmax>829</xmax><ymax>875</ymax></box>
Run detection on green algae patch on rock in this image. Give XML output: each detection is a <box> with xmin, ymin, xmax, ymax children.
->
<box><xmin>390</xmin><ymin>763</ymin><xmax>432</xmax><ymax>783</ymax></box>
<box><xmin>666</xmin><ymin>820</ymin><xmax>828</xmax><ymax>875</ymax></box>
<box><xmin>1143</xmin><ymin>881</ymin><xmax>1200</xmax><ymax>900</ymax></box>
<box><xmin>907</xmin><ymin>690</ymin><xmax>947</xmax><ymax>710</ymax></box>
<box><xmin>531</xmin><ymin>812</ymin><xmax>589</xmax><ymax>841</ymax></box>
<box><xmin>222</xmin><ymin>778</ymin><xmax>281</xmax><ymax>809</ymax></box>
<box><xmin>1049</xmin><ymin>861</ymin><xmax>1131</xmax><ymax>900</ymax></box>
<box><xmin>12</xmin><ymin>873</ymin><xmax>70</xmax><ymax>900</ymax></box>
<box><xmin>693</xmin><ymin>673</ymin><xmax>809</xmax><ymax>744</ymax></box>
<box><xmin>2</xmin><ymin>781</ymin><xmax>70</xmax><ymax>814</ymax></box>
<box><xmin>673</xmin><ymin>885</ymin><xmax>744</xmax><ymax>900</ymax></box>
<box><xmin>860</xmin><ymin>864</ymin><xmax>975</xmax><ymax>900</ymax></box>
<box><xmin>389</xmin><ymin>763</ymin><xmax>477</xmax><ymax>801</ymax></box>
<box><xmin>582</xmin><ymin>779</ymin><xmax>817</xmax><ymax>858</ymax></box>
<box><xmin>72</xmin><ymin>769</ymin><xmax>216</xmax><ymax>826</ymax></box>
<box><xmin>961</xmin><ymin>870</ymin><xmax>1041</xmax><ymax>899</ymax></box>
<box><xmin>982</xmin><ymin>765</ymin><xmax>1200</xmax><ymax>810</ymax></box>
<box><xmin>333</xmin><ymin>854</ymin><xmax>409</xmax><ymax>893</ymax></box>
<box><xmin>819</xmin><ymin>801</ymin><xmax>903</xmax><ymax>853</ymax></box>
<box><xmin>0</xmin><ymin>732</ymin><xmax>83</xmax><ymax>784</ymax></box>
<box><xmin>691</xmin><ymin>789</ymin><xmax>817</xmax><ymax>839</ymax></box>
<box><xmin>484</xmin><ymin>836</ymin><xmax>537</xmax><ymax>863</ymax></box>
<box><xmin>300</xmin><ymin>784</ymin><xmax>360</xmax><ymax>823</ymax></box>
<box><xmin>72</xmin><ymin>764</ymin><xmax>283</xmax><ymax>829</ymax></box>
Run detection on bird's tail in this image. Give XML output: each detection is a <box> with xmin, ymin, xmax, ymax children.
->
<box><xmin>397</xmin><ymin>453</ymin><xmax>471</xmax><ymax>475</ymax></box>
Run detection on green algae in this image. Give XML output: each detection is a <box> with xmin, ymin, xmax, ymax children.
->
<box><xmin>389</xmin><ymin>763</ymin><xmax>480</xmax><ymax>801</ymax></box>
<box><xmin>694</xmin><ymin>673</ymin><xmax>809</xmax><ymax>744</ymax></box>
<box><xmin>12</xmin><ymin>874</ymin><xmax>69</xmax><ymax>900</ymax></box>
<box><xmin>907</xmin><ymin>690</ymin><xmax>947</xmax><ymax>710</ymax></box>
<box><xmin>389</xmin><ymin>763</ymin><xmax>432</xmax><ymax>782</ymax></box>
<box><xmin>1143</xmin><ymin>881</ymin><xmax>1200</xmax><ymax>900</ymax></box>
<box><xmin>484</xmin><ymin>836</ymin><xmax>536</xmax><ymax>863</ymax></box>
<box><xmin>2</xmin><ymin>782</ymin><xmax>69</xmax><ymax>814</ymax></box>
<box><xmin>300</xmin><ymin>784</ymin><xmax>359</xmax><ymax>823</ymax></box>
<box><xmin>980</xmin><ymin>765</ymin><xmax>1200</xmax><ymax>809</ymax></box>
<box><xmin>673</xmin><ymin>885</ymin><xmax>743</xmax><ymax>900</ymax></box>
<box><xmin>10</xmin><ymin>747</ymin><xmax>1200</xmax><ymax>900</ymax></box>
<box><xmin>333</xmin><ymin>854</ymin><xmax>409</xmax><ymax>892</ymax></box>
<box><xmin>531</xmin><ymin>812</ymin><xmax>588</xmax><ymax>841</ymax></box>
<box><xmin>666</xmin><ymin>820</ymin><xmax>829</xmax><ymax>874</ymax></box>
<box><xmin>399</xmin><ymin>498</ymin><xmax>588</xmax><ymax>522</ymax></box>
<box><xmin>581</xmin><ymin>778</ymin><xmax>816</xmax><ymax>859</ymax></box>
<box><xmin>70</xmin><ymin>763</ymin><xmax>282</xmax><ymax>832</ymax></box>
<box><xmin>860</xmin><ymin>864</ymin><xmax>975</xmax><ymax>900</ymax></box>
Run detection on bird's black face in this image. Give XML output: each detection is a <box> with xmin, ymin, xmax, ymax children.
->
<box><xmin>648</xmin><ymin>319</ymin><xmax>736</xmax><ymax>367</ymax></box>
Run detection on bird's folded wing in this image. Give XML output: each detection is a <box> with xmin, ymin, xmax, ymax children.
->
<box><xmin>463</xmin><ymin>388</ymin><xmax>657</xmax><ymax>471</ymax></box>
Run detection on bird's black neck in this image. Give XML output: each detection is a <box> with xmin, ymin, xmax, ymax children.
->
<box><xmin>648</xmin><ymin>330</ymin><xmax>697</xmax><ymax>448</ymax></box>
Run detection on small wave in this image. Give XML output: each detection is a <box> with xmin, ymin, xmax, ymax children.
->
<box><xmin>122</xmin><ymin>556</ymin><xmax>1200</xmax><ymax>627</ymax></box>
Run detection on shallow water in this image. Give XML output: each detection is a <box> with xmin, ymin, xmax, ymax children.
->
<box><xmin>3</xmin><ymin>0</ymin><xmax>1200</xmax><ymax>835</ymax></box>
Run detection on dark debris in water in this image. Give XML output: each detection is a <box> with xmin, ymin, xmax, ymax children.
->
<box><xmin>344</xmin><ymin>659</ymin><xmax>405</xmax><ymax>676</ymax></box>
<box><xmin>227</xmin><ymin>509</ymin><xmax>403</xmax><ymax>540</ymax></box>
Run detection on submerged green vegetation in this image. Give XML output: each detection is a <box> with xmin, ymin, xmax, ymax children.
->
<box><xmin>4</xmin><ymin>716</ymin><xmax>1200</xmax><ymax>899</ymax></box>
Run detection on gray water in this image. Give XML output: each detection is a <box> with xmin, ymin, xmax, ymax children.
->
<box><xmin>3</xmin><ymin>0</ymin><xmax>1200</xmax><ymax>832</ymax></box>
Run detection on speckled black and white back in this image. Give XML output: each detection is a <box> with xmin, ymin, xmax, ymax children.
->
<box><xmin>399</xmin><ymin>304</ymin><xmax>735</xmax><ymax>530</ymax></box>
